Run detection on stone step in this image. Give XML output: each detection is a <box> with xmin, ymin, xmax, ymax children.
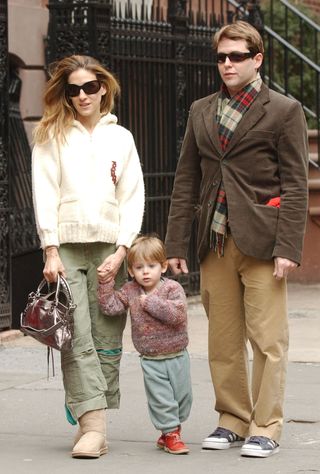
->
<box><xmin>309</xmin><ymin>206</ymin><xmax>320</xmax><ymax>216</ymax></box>
<box><xmin>308</xmin><ymin>129</ymin><xmax>319</xmax><ymax>154</ymax></box>
<box><xmin>309</xmin><ymin>152</ymin><xmax>318</xmax><ymax>163</ymax></box>
<box><xmin>308</xmin><ymin>178</ymin><xmax>320</xmax><ymax>190</ymax></box>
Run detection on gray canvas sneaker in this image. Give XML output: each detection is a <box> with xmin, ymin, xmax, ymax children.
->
<box><xmin>202</xmin><ymin>427</ymin><xmax>245</xmax><ymax>450</ymax></box>
<box><xmin>240</xmin><ymin>436</ymin><xmax>280</xmax><ymax>457</ymax></box>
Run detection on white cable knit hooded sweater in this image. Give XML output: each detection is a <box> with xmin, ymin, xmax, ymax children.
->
<box><xmin>32</xmin><ymin>113</ymin><xmax>144</xmax><ymax>249</ymax></box>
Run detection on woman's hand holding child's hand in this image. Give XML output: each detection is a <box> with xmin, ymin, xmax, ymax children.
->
<box><xmin>97</xmin><ymin>245</ymin><xmax>127</xmax><ymax>283</ymax></box>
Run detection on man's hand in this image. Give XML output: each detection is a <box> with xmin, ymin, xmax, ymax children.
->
<box><xmin>168</xmin><ymin>258</ymin><xmax>189</xmax><ymax>276</ymax></box>
<box><xmin>273</xmin><ymin>257</ymin><xmax>298</xmax><ymax>280</ymax></box>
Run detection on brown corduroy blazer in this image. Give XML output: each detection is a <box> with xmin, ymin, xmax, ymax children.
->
<box><xmin>165</xmin><ymin>83</ymin><xmax>309</xmax><ymax>265</ymax></box>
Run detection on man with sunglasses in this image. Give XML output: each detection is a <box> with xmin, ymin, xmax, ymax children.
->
<box><xmin>165</xmin><ymin>21</ymin><xmax>308</xmax><ymax>458</ymax></box>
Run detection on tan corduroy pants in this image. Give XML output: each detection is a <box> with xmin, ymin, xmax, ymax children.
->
<box><xmin>200</xmin><ymin>237</ymin><xmax>288</xmax><ymax>442</ymax></box>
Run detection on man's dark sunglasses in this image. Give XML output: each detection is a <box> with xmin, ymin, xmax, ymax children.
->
<box><xmin>216</xmin><ymin>51</ymin><xmax>255</xmax><ymax>64</ymax></box>
<box><xmin>66</xmin><ymin>80</ymin><xmax>101</xmax><ymax>97</ymax></box>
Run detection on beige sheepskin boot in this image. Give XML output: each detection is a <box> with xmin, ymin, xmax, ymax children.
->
<box><xmin>73</xmin><ymin>427</ymin><xmax>83</xmax><ymax>447</ymax></box>
<box><xmin>72</xmin><ymin>409</ymin><xmax>108</xmax><ymax>458</ymax></box>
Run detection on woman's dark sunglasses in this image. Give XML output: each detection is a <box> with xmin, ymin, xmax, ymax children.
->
<box><xmin>216</xmin><ymin>51</ymin><xmax>255</xmax><ymax>64</ymax></box>
<box><xmin>66</xmin><ymin>80</ymin><xmax>101</xmax><ymax>97</ymax></box>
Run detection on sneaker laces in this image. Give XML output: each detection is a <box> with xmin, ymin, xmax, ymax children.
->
<box><xmin>211</xmin><ymin>427</ymin><xmax>240</xmax><ymax>440</ymax></box>
<box><xmin>247</xmin><ymin>436</ymin><xmax>264</xmax><ymax>445</ymax></box>
<box><xmin>213</xmin><ymin>427</ymin><xmax>231</xmax><ymax>437</ymax></box>
<box><xmin>165</xmin><ymin>430</ymin><xmax>185</xmax><ymax>446</ymax></box>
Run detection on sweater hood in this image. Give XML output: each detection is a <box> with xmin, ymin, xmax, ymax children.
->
<box><xmin>99</xmin><ymin>112</ymin><xmax>118</xmax><ymax>125</ymax></box>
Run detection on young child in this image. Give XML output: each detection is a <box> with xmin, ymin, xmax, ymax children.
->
<box><xmin>97</xmin><ymin>235</ymin><xmax>192</xmax><ymax>455</ymax></box>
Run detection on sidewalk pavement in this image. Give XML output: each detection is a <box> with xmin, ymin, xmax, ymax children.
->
<box><xmin>0</xmin><ymin>283</ymin><xmax>319</xmax><ymax>474</ymax></box>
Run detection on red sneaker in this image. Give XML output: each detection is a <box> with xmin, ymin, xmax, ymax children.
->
<box><xmin>156</xmin><ymin>433</ymin><xmax>165</xmax><ymax>449</ymax></box>
<box><xmin>157</xmin><ymin>426</ymin><xmax>181</xmax><ymax>450</ymax></box>
<box><xmin>163</xmin><ymin>429</ymin><xmax>189</xmax><ymax>455</ymax></box>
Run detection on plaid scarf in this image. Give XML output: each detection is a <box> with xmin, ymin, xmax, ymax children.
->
<box><xmin>210</xmin><ymin>75</ymin><xmax>262</xmax><ymax>257</ymax></box>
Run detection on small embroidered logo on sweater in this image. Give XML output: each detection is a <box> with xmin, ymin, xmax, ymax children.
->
<box><xmin>111</xmin><ymin>161</ymin><xmax>117</xmax><ymax>184</ymax></box>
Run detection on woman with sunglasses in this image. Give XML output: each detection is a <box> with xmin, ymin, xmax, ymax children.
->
<box><xmin>32</xmin><ymin>55</ymin><xmax>144</xmax><ymax>459</ymax></box>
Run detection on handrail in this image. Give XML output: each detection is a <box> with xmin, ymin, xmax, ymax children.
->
<box><xmin>226</xmin><ymin>0</ymin><xmax>320</xmax><ymax>73</ymax></box>
<box><xmin>264</xmin><ymin>25</ymin><xmax>320</xmax><ymax>73</ymax></box>
<box><xmin>269</xmin><ymin>0</ymin><xmax>319</xmax><ymax>65</ymax></box>
<box><xmin>226</xmin><ymin>0</ymin><xmax>319</xmax><ymax>171</ymax></box>
<box><xmin>265</xmin><ymin>76</ymin><xmax>317</xmax><ymax>119</ymax></box>
<box><xmin>277</xmin><ymin>0</ymin><xmax>320</xmax><ymax>33</ymax></box>
<box><xmin>226</xmin><ymin>0</ymin><xmax>253</xmax><ymax>24</ymax></box>
<box><xmin>227</xmin><ymin>0</ymin><xmax>247</xmax><ymax>13</ymax></box>
<box><xmin>263</xmin><ymin>24</ymin><xmax>319</xmax><ymax>148</ymax></box>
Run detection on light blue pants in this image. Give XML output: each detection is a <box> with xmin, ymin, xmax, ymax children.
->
<box><xmin>140</xmin><ymin>351</ymin><xmax>193</xmax><ymax>434</ymax></box>
<box><xmin>58</xmin><ymin>242</ymin><xmax>127</xmax><ymax>422</ymax></box>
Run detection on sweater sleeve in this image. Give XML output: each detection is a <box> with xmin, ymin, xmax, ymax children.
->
<box><xmin>142</xmin><ymin>282</ymin><xmax>187</xmax><ymax>326</ymax></box>
<box><xmin>98</xmin><ymin>279</ymin><xmax>129</xmax><ymax>316</ymax></box>
<box><xmin>115</xmin><ymin>131</ymin><xmax>145</xmax><ymax>248</ymax></box>
<box><xmin>32</xmin><ymin>140</ymin><xmax>61</xmax><ymax>248</ymax></box>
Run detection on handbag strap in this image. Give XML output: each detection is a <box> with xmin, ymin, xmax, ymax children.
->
<box><xmin>36</xmin><ymin>274</ymin><xmax>75</xmax><ymax>309</ymax></box>
<box><xmin>36</xmin><ymin>275</ymin><xmax>62</xmax><ymax>306</ymax></box>
<box><xmin>47</xmin><ymin>347</ymin><xmax>55</xmax><ymax>379</ymax></box>
<box><xmin>59</xmin><ymin>275</ymin><xmax>76</xmax><ymax>307</ymax></box>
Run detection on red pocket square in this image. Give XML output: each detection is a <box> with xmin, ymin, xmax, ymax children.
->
<box><xmin>266</xmin><ymin>197</ymin><xmax>280</xmax><ymax>208</ymax></box>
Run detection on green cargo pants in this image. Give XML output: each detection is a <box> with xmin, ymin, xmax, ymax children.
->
<box><xmin>58</xmin><ymin>242</ymin><xmax>127</xmax><ymax>422</ymax></box>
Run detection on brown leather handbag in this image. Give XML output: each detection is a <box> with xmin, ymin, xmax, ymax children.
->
<box><xmin>20</xmin><ymin>274</ymin><xmax>76</xmax><ymax>351</ymax></box>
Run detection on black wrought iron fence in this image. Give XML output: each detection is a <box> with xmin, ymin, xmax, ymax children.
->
<box><xmin>46</xmin><ymin>0</ymin><xmax>232</xmax><ymax>294</ymax></box>
<box><xmin>0</xmin><ymin>2</ymin><xmax>11</xmax><ymax>330</ymax></box>
<box><xmin>269</xmin><ymin>0</ymin><xmax>319</xmax><ymax>64</ymax></box>
<box><xmin>1</xmin><ymin>0</ymin><xmax>317</xmax><ymax>328</ymax></box>
<box><xmin>9</xmin><ymin>71</ymin><xmax>39</xmax><ymax>257</ymax></box>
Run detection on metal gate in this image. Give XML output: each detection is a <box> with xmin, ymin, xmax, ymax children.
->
<box><xmin>45</xmin><ymin>0</ymin><xmax>229</xmax><ymax>294</ymax></box>
<box><xmin>0</xmin><ymin>0</ymin><xmax>265</xmax><ymax>329</ymax></box>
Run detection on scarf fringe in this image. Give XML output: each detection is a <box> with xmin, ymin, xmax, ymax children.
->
<box><xmin>210</xmin><ymin>231</ymin><xmax>226</xmax><ymax>258</ymax></box>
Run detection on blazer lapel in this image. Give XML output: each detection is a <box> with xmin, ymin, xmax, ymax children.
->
<box><xmin>202</xmin><ymin>94</ymin><xmax>222</xmax><ymax>156</ymax></box>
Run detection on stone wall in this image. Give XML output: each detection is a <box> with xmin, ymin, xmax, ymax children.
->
<box><xmin>8</xmin><ymin>0</ymin><xmax>49</xmax><ymax>143</ymax></box>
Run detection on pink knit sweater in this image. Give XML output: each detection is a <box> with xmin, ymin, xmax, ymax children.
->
<box><xmin>98</xmin><ymin>278</ymin><xmax>188</xmax><ymax>356</ymax></box>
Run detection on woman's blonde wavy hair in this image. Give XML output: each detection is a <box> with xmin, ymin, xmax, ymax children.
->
<box><xmin>33</xmin><ymin>55</ymin><xmax>120</xmax><ymax>144</ymax></box>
